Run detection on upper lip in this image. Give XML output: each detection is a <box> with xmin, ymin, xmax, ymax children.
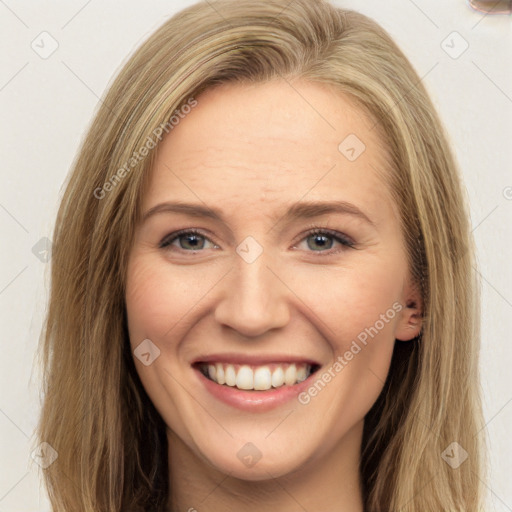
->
<box><xmin>192</xmin><ymin>353</ymin><xmax>321</xmax><ymax>366</ymax></box>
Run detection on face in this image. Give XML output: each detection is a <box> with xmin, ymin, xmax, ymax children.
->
<box><xmin>125</xmin><ymin>79</ymin><xmax>421</xmax><ymax>481</ymax></box>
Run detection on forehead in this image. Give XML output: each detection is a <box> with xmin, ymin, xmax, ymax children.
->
<box><xmin>144</xmin><ymin>79</ymin><xmax>395</xmax><ymax>224</ymax></box>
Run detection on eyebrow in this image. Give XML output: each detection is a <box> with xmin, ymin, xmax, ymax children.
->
<box><xmin>141</xmin><ymin>200</ymin><xmax>375</xmax><ymax>227</ymax></box>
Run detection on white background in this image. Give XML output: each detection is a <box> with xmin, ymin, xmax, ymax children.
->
<box><xmin>0</xmin><ymin>1</ymin><xmax>510</xmax><ymax>510</ymax></box>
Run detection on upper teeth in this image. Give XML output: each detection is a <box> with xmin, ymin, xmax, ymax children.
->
<box><xmin>202</xmin><ymin>363</ymin><xmax>311</xmax><ymax>390</ymax></box>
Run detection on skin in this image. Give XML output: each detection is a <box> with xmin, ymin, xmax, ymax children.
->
<box><xmin>125</xmin><ymin>79</ymin><xmax>422</xmax><ymax>512</ymax></box>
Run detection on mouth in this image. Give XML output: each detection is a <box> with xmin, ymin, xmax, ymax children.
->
<box><xmin>192</xmin><ymin>361</ymin><xmax>321</xmax><ymax>392</ymax></box>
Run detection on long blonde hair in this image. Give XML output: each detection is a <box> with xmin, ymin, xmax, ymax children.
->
<box><xmin>35</xmin><ymin>0</ymin><xmax>484</xmax><ymax>510</ymax></box>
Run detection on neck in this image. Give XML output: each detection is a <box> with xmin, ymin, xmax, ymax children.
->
<box><xmin>166</xmin><ymin>421</ymin><xmax>364</xmax><ymax>512</ymax></box>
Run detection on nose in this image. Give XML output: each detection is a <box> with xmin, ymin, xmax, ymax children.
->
<box><xmin>214</xmin><ymin>247</ymin><xmax>291</xmax><ymax>338</ymax></box>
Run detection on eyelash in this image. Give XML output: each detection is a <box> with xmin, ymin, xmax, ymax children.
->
<box><xmin>159</xmin><ymin>225</ymin><xmax>356</xmax><ymax>255</ymax></box>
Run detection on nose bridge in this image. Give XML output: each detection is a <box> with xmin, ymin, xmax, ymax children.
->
<box><xmin>214</xmin><ymin>238</ymin><xmax>290</xmax><ymax>337</ymax></box>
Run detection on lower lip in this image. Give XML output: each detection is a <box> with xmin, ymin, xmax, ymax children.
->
<box><xmin>194</xmin><ymin>367</ymin><xmax>317</xmax><ymax>412</ymax></box>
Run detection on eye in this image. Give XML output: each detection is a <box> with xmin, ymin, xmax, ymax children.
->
<box><xmin>159</xmin><ymin>227</ymin><xmax>355</xmax><ymax>255</ymax></box>
<box><xmin>159</xmin><ymin>229</ymin><xmax>218</xmax><ymax>252</ymax></box>
<box><xmin>294</xmin><ymin>227</ymin><xmax>355</xmax><ymax>255</ymax></box>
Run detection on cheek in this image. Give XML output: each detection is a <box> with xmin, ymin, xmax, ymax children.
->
<box><xmin>297</xmin><ymin>269</ymin><xmax>401</xmax><ymax>433</ymax></box>
<box><xmin>299</xmin><ymin>261</ymin><xmax>404</xmax><ymax>342</ymax></box>
<box><xmin>125</xmin><ymin>255</ymin><xmax>209</xmax><ymax>342</ymax></box>
<box><xmin>124</xmin><ymin>255</ymin><xmax>202</xmax><ymax>424</ymax></box>
<box><xmin>296</xmin><ymin>258</ymin><xmax>404</xmax><ymax>394</ymax></box>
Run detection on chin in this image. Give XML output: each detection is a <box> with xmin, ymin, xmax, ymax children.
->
<box><xmin>196</xmin><ymin>439</ymin><xmax>313</xmax><ymax>481</ymax></box>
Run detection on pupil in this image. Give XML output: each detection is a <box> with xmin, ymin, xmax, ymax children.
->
<box><xmin>184</xmin><ymin>234</ymin><xmax>203</xmax><ymax>249</ymax></box>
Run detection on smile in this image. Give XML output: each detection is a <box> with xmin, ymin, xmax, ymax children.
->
<box><xmin>197</xmin><ymin>362</ymin><xmax>320</xmax><ymax>391</ymax></box>
<box><xmin>192</xmin><ymin>354</ymin><xmax>322</xmax><ymax>411</ymax></box>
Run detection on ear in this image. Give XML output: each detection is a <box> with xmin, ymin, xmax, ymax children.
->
<box><xmin>395</xmin><ymin>278</ymin><xmax>423</xmax><ymax>342</ymax></box>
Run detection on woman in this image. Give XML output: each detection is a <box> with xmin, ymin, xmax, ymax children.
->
<box><xmin>35</xmin><ymin>0</ymin><xmax>484</xmax><ymax>510</ymax></box>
